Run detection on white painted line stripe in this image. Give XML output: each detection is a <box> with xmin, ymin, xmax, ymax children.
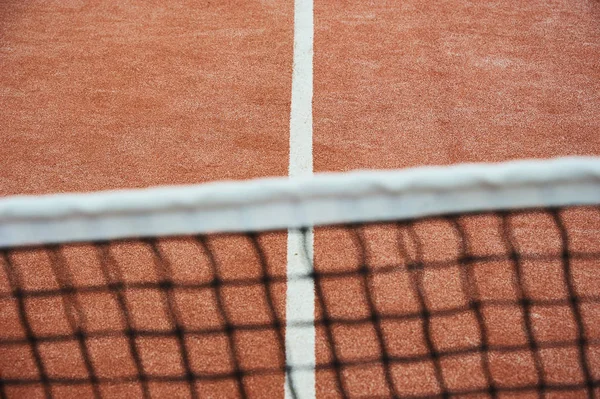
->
<box><xmin>286</xmin><ymin>0</ymin><xmax>315</xmax><ymax>396</ymax></box>
<box><xmin>286</xmin><ymin>229</ymin><xmax>315</xmax><ymax>399</ymax></box>
<box><xmin>288</xmin><ymin>0</ymin><xmax>313</xmax><ymax>180</ymax></box>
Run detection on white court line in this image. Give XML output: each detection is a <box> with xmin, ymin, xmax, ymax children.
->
<box><xmin>286</xmin><ymin>0</ymin><xmax>314</xmax><ymax>397</ymax></box>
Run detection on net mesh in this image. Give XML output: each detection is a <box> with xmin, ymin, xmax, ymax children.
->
<box><xmin>1</xmin><ymin>205</ymin><xmax>600</xmax><ymax>398</ymax></box>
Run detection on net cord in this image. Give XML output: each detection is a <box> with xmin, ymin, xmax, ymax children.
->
<box><xmin>1</xmin><ymin>157</ymin><xmax>600</xmax><ymax>248</ymax></box>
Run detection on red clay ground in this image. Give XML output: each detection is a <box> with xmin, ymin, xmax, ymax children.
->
<box><xmin>313</xmin><ymin>0</ymin><xmax>600</xmax><ymax>396</ymax></box>
<box><xmin>0</xmin><ymin>0</ymin><xmax>293</xmax><ymax>195</ymax></box>
<box><xmin>2</xmin><ymin>0</ymin><xmax>600</xmax><ymax>398</ymax></box>
<box><xmin>0</xmin><ymin>1</ymin><xmax>293</xmax><ymax>398</ymax></box>
<box><xmin>313</xmin><ymin>0</ymin><xmax>600</xmax><ymax>171</ymax></box>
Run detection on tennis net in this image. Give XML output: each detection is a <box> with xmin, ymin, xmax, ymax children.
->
<box><xmin>1</xmin><ymin>157</ymin><xmax>600</xmax><ymax>399</ymax></box>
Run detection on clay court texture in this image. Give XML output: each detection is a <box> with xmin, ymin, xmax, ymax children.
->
<box><xmin>1</xmin><ymin>0</ymin><xmax>600</xmax><ymax>398</ymax></box>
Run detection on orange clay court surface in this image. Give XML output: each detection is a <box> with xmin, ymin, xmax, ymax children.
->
<box><xmin>1</xmin><ymin>0</ymin><xmax>600</xmax><ymax>398</ymax></box>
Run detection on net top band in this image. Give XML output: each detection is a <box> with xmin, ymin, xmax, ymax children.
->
<box><xmin>1</xmin><ymin>156</ymin><xmax>600</xmax><ymax>248</ymax></box>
